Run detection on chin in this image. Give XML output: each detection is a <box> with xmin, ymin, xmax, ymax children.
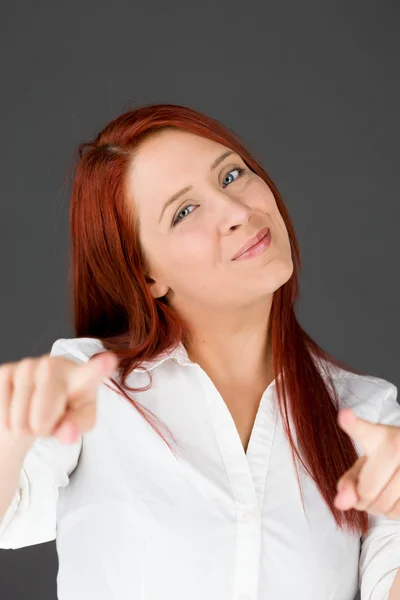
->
<box><xmin>266</xmin><ymin>257</ymin><xmax>294</xmax><ymax>291</ymax></box>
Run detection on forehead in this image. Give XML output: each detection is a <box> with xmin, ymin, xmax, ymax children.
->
<box><xmin>127</xmin><ymin>129</ymin><xmax>231</xmax><ymax>201</ymax></box>
<box><xmin>135</xmin><ymin>128</ymin><xmax>229</xmax><ymax>169</ymax></box>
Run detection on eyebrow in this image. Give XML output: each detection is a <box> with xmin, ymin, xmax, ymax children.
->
<box><xmin>158</xmin><ymin>150</ymin><xmax>235</xmax><ymax>224</ymax></box>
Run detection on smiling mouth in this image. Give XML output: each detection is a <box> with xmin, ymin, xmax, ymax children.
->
<box><xmin>232</xmin><ymin>226</ymin><xmax>270</xmax><ymax>260</ymax></box>
<box><xmin>232</xmin><ymin>228</ymin><xmax>272</xmax><ymax>261</ymax></box>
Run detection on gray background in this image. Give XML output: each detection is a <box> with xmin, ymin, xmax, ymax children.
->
<box><xmin>0</xmin><ymin>1</ymin><xmax>399</xmax><ymax>598</ymax></box>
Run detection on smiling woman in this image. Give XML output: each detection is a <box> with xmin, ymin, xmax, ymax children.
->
<box><xmin>0</xmin><ymin>103</ymin><xmax>399</xmax><ymax>600</ymax></box>
<box><xmin>123</xmin><ymin>127</ymin><xmax>294</xmax><ymax>323</ymax></box>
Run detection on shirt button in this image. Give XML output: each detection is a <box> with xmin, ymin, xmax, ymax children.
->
<box><xmin>238</xmin><ymin>507</ymin><xmax>257</xmax><ymax>522</ymax></box>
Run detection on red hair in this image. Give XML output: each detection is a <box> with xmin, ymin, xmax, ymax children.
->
<box><xmin>68</xmin><ymin>102</ymin><xmax>368</xmax><ymax>536</ymax></box>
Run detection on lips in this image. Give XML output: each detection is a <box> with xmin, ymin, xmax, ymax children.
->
<box><xmin>232</xmin><ymin>226</ymin><xmax>270</xmax><ymax>260</ymax></box>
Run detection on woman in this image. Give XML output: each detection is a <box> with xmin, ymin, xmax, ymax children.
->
<box><xmin>0</xmin><ymin>103</ymin><xmax>399</xmax><ymax>599</ymax></box>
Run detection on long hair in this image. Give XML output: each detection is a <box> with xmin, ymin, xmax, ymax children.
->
<box><xmin>68</xmin><ymin>102</ymin><xmax>368</xmax><ymax>536</ymax></box>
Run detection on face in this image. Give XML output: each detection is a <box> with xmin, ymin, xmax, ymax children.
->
<box><xmin>125</xmin><ymin>128</ymin><xmax>293</xmax><ymax>318</ymax></box>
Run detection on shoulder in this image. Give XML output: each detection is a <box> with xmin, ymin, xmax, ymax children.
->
<box><xmin>319</xmin><ymin>357</ymin><xmax>399</xmax><ymax>425</ymax></box>
<box><xmin>50</xmin><ymin>337</ymin><xmax>106</xmax><ymax>364</ymax></box>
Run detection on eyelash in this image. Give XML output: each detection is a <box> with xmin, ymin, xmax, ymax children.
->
<box><xmin>171</xmin><ymin>166</ymin><xmax>246</xmax><ymax>227</ymax></box>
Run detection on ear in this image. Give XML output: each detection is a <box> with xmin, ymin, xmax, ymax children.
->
<box><xmin>145</xmin><ymin>275</ymin><xmax>169</xmax><ymax>299</ymax></box>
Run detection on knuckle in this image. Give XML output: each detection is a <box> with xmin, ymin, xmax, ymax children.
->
<box><xmin>34</xmin><ymin>356</ymin><xmax>54</xmax><ymax>378</ymax></box>
<box><xmin>0</xmin><ymin>362</ymin><xmax>12</xmax><ymax>380</ymax></box>
<box><xmin>11</xmin><ymin>358</ymin><xmax>37</xmax><ymax>386</ymax></box>
<box><xmin>0</xmin><ymin>364</ymin><xmax>13</xmax><ymax>391</ymax></box>
<box><xmin>15</xmin><ymin>357</ymin><xmax>36</xmax><ymax>374</ymax></box>
<box><xmin>34</xmin><ymin>362</ymin><xmax>65</xmax><ymax>399</ymax></box>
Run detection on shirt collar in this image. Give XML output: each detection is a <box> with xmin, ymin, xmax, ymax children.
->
<box><xmin>132</xmin><ymin>340</ymin><xmax>195</xmax><ymax>372</ymax></box>
<box><xmin>132</xmin><ymin>341</ymin><xmax>280</xmax><ymax>390</ymax></box>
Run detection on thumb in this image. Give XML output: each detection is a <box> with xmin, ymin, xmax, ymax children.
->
<box><xmin>337</xmin><ymin>455</ymin><xmax>366</xmax><ymax>491</ymax></box>
<box><xmin>335</xmin><ymin>455</ymin><xmax>367</xmax><ymax>510</ymax></box>
<box><xmin>67</xmin><ymin>352</ymin><xmax>119</xmax><ymax>400</ymax></box>
<box><xmin>53</xmin><ymin>353</ymin><xmax>119</xmax><ymax>443</ymax></box>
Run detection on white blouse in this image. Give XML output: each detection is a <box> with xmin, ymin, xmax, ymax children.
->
<box><xmin>0</xmin><ymin>337</ymin><xmax>399</xmax><ymax>600</ymax></box>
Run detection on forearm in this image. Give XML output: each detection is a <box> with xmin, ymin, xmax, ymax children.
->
<box><xmin>0</xmin><ymin>431</ymin><xmax>35</xmax><ymax>519</ymax></box>
<box><xmin>389</xmin><ymin>568</ymin><xmax>400</xmax><ymax>600</ymax></box>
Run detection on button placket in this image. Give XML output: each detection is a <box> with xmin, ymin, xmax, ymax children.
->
<box><xmin>196</xmin><ymin>367</ymin><xmax>263</xmax><ymax>600</ymax></box>
<box><xmin>237</xmin><ymin>506</ymin><xmax>258</xmax><ymax>523</ymax></box>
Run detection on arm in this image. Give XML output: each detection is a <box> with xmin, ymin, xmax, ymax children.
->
<box><xmin>0</xmin><ymin>338</ymin><xmax>86</xmax><ymax>549</ymax></box>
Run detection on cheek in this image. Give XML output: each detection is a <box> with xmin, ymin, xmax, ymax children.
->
<box><xmin>171</xmin><ymin>232</ymin><xmax>208</xmax><ymax>263</ymax></box>
<box><xmin>164</xmin><ymin>236</ymin><xmax>215</xmax><ymax>293</ymax></box>
<box><xmin>251</xmin><ymin>182</ymin><xmax>286</xmax><ymax>223</ymax></box>
<box><xmin>162</xmin><ymin>232</ymin><xmax>210</xmax><ymax>275</ymax></box>
<box><xmin>251</xmin><ymin>182</ymin><xmax>291</xmax><ymax>247</ymax></box>
<box><xmin>247</xmin><ymin>178</ymin><xmax>276</xmax><ymax>209</ymax></box>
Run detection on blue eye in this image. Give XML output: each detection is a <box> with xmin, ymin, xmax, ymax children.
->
<box><xmin>221</xmin><ymin>166</ymin><xmax>245</xmax><ymax>189</ymax></box>
<box><xmin>171</xmin><ymin>166</ymin><xmax>245</xmax><ymax>227</ymax></box>
<box><xmin>172</xmin><ymin>203</ymin><xmax>196</xmax><ymax>226</ymax></box>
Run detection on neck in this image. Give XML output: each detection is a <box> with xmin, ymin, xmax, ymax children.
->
<box><xmin>183</xmin><ymin>320</ymin><xmax>274</xmax><ymax>389</ymax></box>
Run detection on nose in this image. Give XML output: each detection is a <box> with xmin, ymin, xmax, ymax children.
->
<box><xmin>214</xmin><ymin>192</ymin><xmax>251</xmax><ymax>229</ymax></box>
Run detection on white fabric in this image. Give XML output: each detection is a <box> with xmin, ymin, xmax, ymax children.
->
<box><xmin>0</xmin><ymin>336</ymin><xmax>399</xmax><ymax>600</ymax></box>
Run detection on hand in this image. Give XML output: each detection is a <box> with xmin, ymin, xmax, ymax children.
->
<box><xmin>334</xmin><ymin>407</ymin><xmax>400</xmax><ymax>519</ymax></box>
<box><xmin>0</xmin><ymin>352</ymin><xmax>119</xmax><ymax>445</ymax></box>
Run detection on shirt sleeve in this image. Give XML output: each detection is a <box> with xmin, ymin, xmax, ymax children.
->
<box><xmin>0</xmin><ymin>338</ymin><xmax>88</xmax><ymax>550</ymax></box>
<box><xmin>359</xmin><ymin>381</ymin><xmax>400</xmax><ymax>600</ymax></box>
